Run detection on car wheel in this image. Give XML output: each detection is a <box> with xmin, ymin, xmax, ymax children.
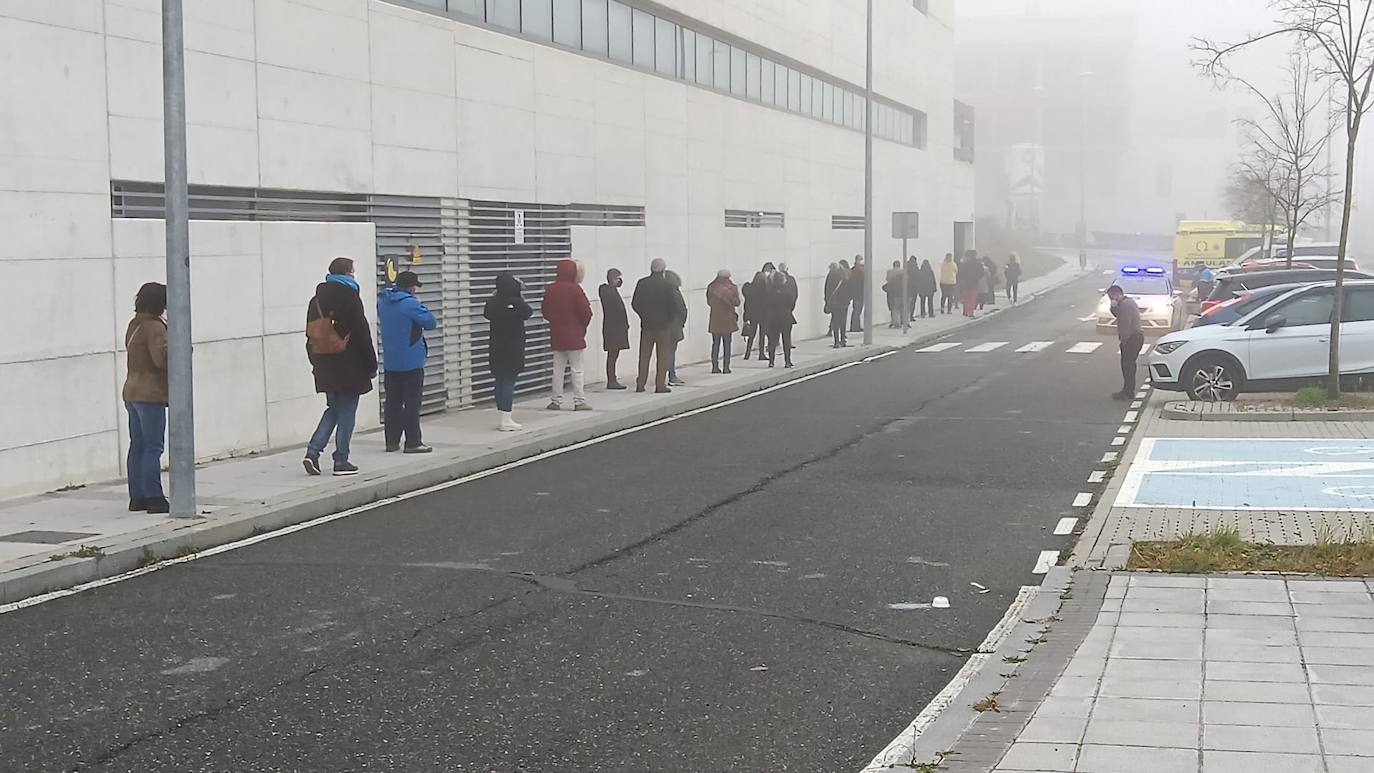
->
<box><xmin>1184</xmin><ymin>354</ymin><xmax>1243</xmax><ymax>402</ymax></box>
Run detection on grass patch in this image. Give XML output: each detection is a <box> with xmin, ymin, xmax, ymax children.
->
<box><xmin>1290</xmin><ymin>387</ymin><xmax>1374</xmax><ymax>410</ymax></box>
<box><xmin>48</xmin><ymin>545</ymin><xmax>104</xmax><ymax>561</ymax></box>
<box><xmin>972</xmin><ymin>693</ymin><xmax>1001</xmax><ymax>713</ymax></box>
<box><xmin>1002</xmin><ymin>655</ymin><xmax>1027</xmax><ymax>664</ymax></box>
<box><xmin>1130</xmin><ymin>527</ymin><xmax>1374</xmax><ymax>575</ymax></box>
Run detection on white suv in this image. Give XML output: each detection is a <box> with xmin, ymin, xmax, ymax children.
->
<box><xmin>1148</xmin><ymin>280</ymin><xmax>1374</xmax><ymax>401</ymax></box>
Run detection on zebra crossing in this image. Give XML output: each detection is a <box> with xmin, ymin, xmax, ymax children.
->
<box><xmin>915</xmin><ymin>340</ymin><xmax>1106</xmax><ymax>355</ymax></box>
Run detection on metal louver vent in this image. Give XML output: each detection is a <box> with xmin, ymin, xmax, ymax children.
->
<box><xmin>725</xmin><ymin>209</ymin><xmax>786</xmax><ymax>229</ymax></box>
<box><xmin>832</xmin><ymin>215</ymin><xmax>866</xmax><ymax>230</ymax></box>
<box><xmin>111</xmin><ymin>181</ymin><xmax>369</xmax><ymax>221</ymax></box>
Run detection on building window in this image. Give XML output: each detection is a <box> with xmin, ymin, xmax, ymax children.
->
<box><xmin>607</xmin><ymin>1</ymin><xmax>632</xmax><ymax>62</ymax></box>
<box><xmin>654</xmin><ymin>16</ymin><xmax>676</xmax><ymax>76</ymax></box>
<box><xmin>712</xmin><ymin>39</ymin><xmax>730</xmax><ymax>92</ymax></box>
<box><xmin>631</xmin><ymin>8</ymin><xmax>653</xmax><ymax>69</ymax></box>
<box><xmin>953</xmin><ymin>100</ymin><xmax>975</xmax><ymax>162</ymax></box>
<box><xmin>725</xmin><ymin>209</ymin><xmax>785</xmax><ymax>229</ymax></box>
<box><xmin>552</xmin><ymin>0</ymin><xmax>581</xmax><ymax>47</ymax></box>
<box><xmin>695</xmin><ymin>33</ymin><xmax>713</xmax><ymax>85</ymax></box>
<box><xmin>745</xmin><ymin>53</ymin><xmax>761</xmax><ymax>100</ymax></box>
<box><xmin>582</xmin><ymin>0</ymin><xmax>608</xmax><ymax>54</ymax></box>
<box><xmin>914</xmin><ymin>0</ymin><xmax>928</xmax><ymax>13</ymax></box>
<box><xmin>760</xmin><ymin>58</ymin><xmax>775</xmax><ymax>105</ymax></box>
<box><xmin>487</xmin><ymin>0</ymin><xmax>519</xmax><ymax>30</ymax></box>
<box><xmin>521</xmin><ymin>0</ymin><xmax>552</xmax><ymax>40</ymax></box>
<box><xmin>451</xmin><ymin>0</ymin><xmax>482</xmax><ymax>17</ymax></box>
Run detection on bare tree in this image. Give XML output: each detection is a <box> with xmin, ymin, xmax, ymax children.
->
<box><xmin>1195</xmin><ymin>0</ymin><xmax>1374</xmax><ymax>398</ymax></box>
<box><xmin>1223</xmin><ymin>163</ymin><xmax>1279</xmax><ymax>226</ymax></box>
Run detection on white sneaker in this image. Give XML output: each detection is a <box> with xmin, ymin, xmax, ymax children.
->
<box><xmin>498</xmin><ymin>411</ymin><xmax>523</xmax><ymax>431</ymax></box>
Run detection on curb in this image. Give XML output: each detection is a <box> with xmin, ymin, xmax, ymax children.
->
<box><xmin>1</xmin><ymin>270</ymin><xmax>1089</xmax><ymax>606</ymax></box>
<box><xmin>1161</xmin><ymin>402</ymin><xmax>1374</xmax><ymax>422</ymax></box>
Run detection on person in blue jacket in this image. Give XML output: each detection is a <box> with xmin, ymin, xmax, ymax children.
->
<box><xmin>377</xmin><ymin>270</ymin><xmax>437</xmax><ymax>453</ymax></box>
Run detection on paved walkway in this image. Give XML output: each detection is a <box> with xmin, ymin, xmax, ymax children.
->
<box><xmin>0</xmin><ymin>262</ymin><xmax>1084</xmax><ymax>604</ymax></box>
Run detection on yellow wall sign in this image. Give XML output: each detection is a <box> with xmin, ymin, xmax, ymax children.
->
<box><xmin>385</xmin><ymin>258</ymin><xmax>398</xmax><ymax>283</ymax></box>
<box><xmin>410</xmin><ymin>243</ymin><xmax>422</xmax><ymax>265</ymax></box>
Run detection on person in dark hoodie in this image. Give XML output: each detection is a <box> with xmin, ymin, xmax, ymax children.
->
<box><xmin>303</xmin><ymin>257</ymin><xmax>378</xmax><ymax>477</ymax></box>
<box><xmin>542</xmin><ymin>259</ymin><xmax>594</xmax><ymax>411</ymax></box>
<box><xmin>764</xmin><ymin>270</ymin><xmax>798</xmax><ymax>368</ymax></box>
<box><xmin>599</xmin><ymin>268</ymin><xmax>630</xmax><ymax>390</ymax></box>
<box><xmin>485</xmin><ymin>272</ymin><xmax>533</xmax><ymax>431</ymax></box>
<box><xmin>377</xmin><ymin>270</ymin><xmax>437</xmax><ymax>454</ymax></box>
<box><xmin>916</xmin><ymin>259</ymin><xmax>939</xmax><ymax>318</ymax></box>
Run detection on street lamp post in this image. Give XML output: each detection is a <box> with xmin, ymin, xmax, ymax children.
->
<box><xmin>1078</xmin><ymin>69</ymin><xmax>1093</xmax><ymax>270</ymax></box>
<box><xmin>162</xmin><ymin>0</ymin><xmax>196</xmax><ymax>517</ymax></box>
<box><xmin>863</xmin><ymin>0</ymin><xmax>875</xmax><ymax>346</ymax></box>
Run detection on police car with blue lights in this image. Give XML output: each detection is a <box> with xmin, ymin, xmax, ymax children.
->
<box><xmin>1095</xmin><ymin>266</ymin><xmax>1180</xmax><ymax>335</ymax></box>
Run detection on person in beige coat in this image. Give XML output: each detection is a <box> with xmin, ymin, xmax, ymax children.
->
<box><xmin>706</xmin><ymin>269</ymin><xmax>740</xmax><ymax>373</ymax></box>
<box><xmin>122</xmin><ymin>282</ymin><xmax>170</xmax><ymax>514</ymax></box>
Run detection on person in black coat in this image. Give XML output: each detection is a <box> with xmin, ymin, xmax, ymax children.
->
<box><xmin>303</xmin><ymin>256</ymin><xmax>377</xmax><ymax>477</ymax></box>
<box><xmin>599</xmin><ymin>268</ymin><xmax>630</xmax><ymax>390</ymax></box>
<box><xmin>764</xmin><ymin>271</ymin><xmax>798</xmax><ymax>368</ymax></box>
<box><xmin>484</xmin><ymin>272</ymin><xmax>533</xmax><ymax>431</ymax></box>
<box><xmin>824</xmin><ymin>262</ymin><xmax>852</xmax><ymax>347</ymax></box>
<box><xmin>916</xmin><ymin>259</ymin><xmax>939</xmax><ymax>318</ymax></box>
<box><xmin>741</xmin><ymin>267</ymin><xmax>773</xmax><ymax>360</ymax></box>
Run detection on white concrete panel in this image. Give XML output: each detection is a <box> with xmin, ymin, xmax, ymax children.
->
<box><xmin>0</xmin><ymin>258</ymin><xmax>115</xmax><ymax>365</ymax></box>
<box><xmin>533</xmin><ymin>111</ymin><xmax>595</xmax><ymax>161</ymax></box>
<box><xmin>371</xmin><ymin>86</ymin><xmax>458</xmax><ymax>151</ymax></box>
<box><xmin>104</xmin><ymin>36</ymin><xmax>162</xmax><ymax>120</ymax></box>
<box><xmin>535</xmin><ymin>151</ymin><xmax>596</xmax><ymax>204</ymax></box>
<box><xmin>372</xmin><ymin>145</ymin><xmax>458</xmax><ymax>198</ymax></box>
<box><xmin>0</xmin><ymin>16</ymin><xmax>108</xmax><ymax>169</ymax></box>
<box><xmin>108</xmin><ymin>115</ymin><xmax>163</xmax><ymax>183</ymax></box>
<box><xmin>594</xmin><ymin>123</ymin><xmax>646</xmax><ymax>201</ymax></box>
<box><xmin>260</xmin><ymin>222</ymin><xmax>376</xmax><ymax>336</ymax></box>
<box><xmin>187</xmin><ymin>52</ymin><xmax>258</xmax><ymax>130</ymax></box>
<box><xmin>0</xmin><ymin>192</ymin><xmax>112</xmax><ymax>261</ymax></box>
<box><xmin>102</xmin><ymin>0</ymin><xmax>158</xmax><ymax>43</ymax></box>
<box><xmin>188</xmin><ymin>124</ymin><xmax>260</xmax><ymax>188</ymax></box>
<box><xmin>184</xmin><ymin>0</ymin><xmax>256</xmax><ymax>61</ymax></box>
<box><xmin>190</xmin><ymin>337</ymin><xmax>269</xmax><ymax>456</ymax></box>
<box><xmin>594</xmin><ymin>73</ymin><xmax>647</xmax><ymax>131</ymax></box>
<box><xmin>262</xmin><ymin>332</ymin><xmax>315</xmax><ymax>404</ymax></box>
<box><xmin>456</xmin><ymin>101</ymin><xmax>536</xmax><ymax>198</ymax></box>
<box><xmin>368</xmin><ymin>2</ymin><xmax>456</xmax><ymax>97</ymax></box>
<box><xmin>258</xmin><ymin>119</ymin><xmax>373</xmax><ymax>192</ymax></box>
<box><xmin>255</xmin><ymin>0</ymin><xmax>370</xmax><ymax>81</ymax></box>
<box><xmin>454</xmin><ymin>42</ymin><xmax>534</xmax><ymax>111</ymax></box>
<box><xmin>0</xmin><ymin>156</ymin><xmax>111</xmax><ymax>196</ymax></box>
<box><xmin>257</xmin><ymin>64</ymin><xmax>372</xmax><ymax>131</ymax></box>
<box><xmin>266</xmin><ymin>394</ymin><xmax>324</xmax><ymax>450</ymax></box>
<box><xmin>0</xmin><ymin>0</ymin><xmax>103</xmax><ymax>32</ymax></box>
<box><xmin>0</xmin><ymin>352</ymin><xmax>118</xmax><ymax>452</ymax></box>
<box><xmin>0</xmin><ymin>431</ymin><xmax>120</xmax><ymax>501</ymax></box>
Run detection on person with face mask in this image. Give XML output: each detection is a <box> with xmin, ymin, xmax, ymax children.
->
<box><xmin>599</xmin><ymin>268</ymin><xmax>630</xmax><ymax>390</ymax></box>
<box><xmin>485</xmin><ymin>272</ymin><xmax>533</xmax><ymax>431</ymax></box>
<box><xmin>1108</xmin><ymin>284</ymin><xmax>1144</xmax><ymax>400</ymax></box>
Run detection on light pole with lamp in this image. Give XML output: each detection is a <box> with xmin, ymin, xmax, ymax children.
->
<box><xmin>1077</xmin><ymin>69</ymin><xmax>1093</xmax><ymax>270</ymax></box>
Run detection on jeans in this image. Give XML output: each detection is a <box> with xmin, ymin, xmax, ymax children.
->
<box><xmin>494</xmin><ymin>376</ymin><xmax>516</xmax><ymax>412</ymax></box>
<box><xmin>550</xmin><ymin>349</ymin><xmax>587</xmax><ymax>406</ymax></box>
<box><xmin>637</xmin><ymin>328</ymin><xmax>672</xmax><ymax>390</ymax></box>
<box><xmin>711</xmin><ymin>333</ymin><xmax>733</xmax><ymax>370</ymax></box>
<box><xmin>919</xmin><ymin>293</ymin><xmax>935</xmax><ymax>318</ymax></box>
<box><xmin>307</xmin><ymin>392</ymin><xmax>360</xmax><ymax>465</ymax></box>
<box><xmin>940</xmin><ymin>284</ymin><xmax>956</xmax><ymax>313</ymax></box>
<box><xmin>1120</xmin><ymin>333</ymin><xmax>1145</xmax><ymax>394</ymax></box>
<box><xmin>850</xmin><ymin>296</ymin><xmax>865</xmax><ymax>332</ymax></box>
<box><xmin>383</xmin><ymin>368</ymin><xmax>424</xmax><ymax>449</ymax></box>
<box><xmin>1006</xmin><ymin>280</ymin><xmax>1020</xmax><ymax>303</ymax></box>
<box><xmin>667</xmin><ymin>340</ymin><xmax>680</xmax><ymax>380</ymax></box>
<box><xmin>125</xmin><ymin>401</ymin><xmax>166</xmax><ymax>502</ymax></box>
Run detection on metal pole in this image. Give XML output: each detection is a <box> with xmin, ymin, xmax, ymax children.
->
<box><xmin>862</xmin><ymin>0</ymin><xmax>875</xmax><ymax>346</ymax></box>
<box><xmin>1078</xmin><ymin>72</ymin><xmax>1087</xmax><ymax>267</ymax></box>
<box><xmin>901</xmin><ymin>237</ymin><xmax>910</xmax><ymax>332</ymax></box>
<box><xmin>163</xmin><ymin>0</ymin><xmax>196</xmax><ymax>518</ymax></box>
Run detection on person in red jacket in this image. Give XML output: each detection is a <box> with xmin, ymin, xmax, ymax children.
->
<box><xmin>542</xmin><ymin>259</ymin><xmax>594</xmax><ymax>411</ymax></box>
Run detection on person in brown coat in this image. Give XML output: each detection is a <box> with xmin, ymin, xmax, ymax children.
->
<box><xmin>706</xmin><ymin>269</ymin><xmax>740</xmax><ymax>374</ymax></box>
<box><xmin>123</xmin><ymin>282</ymin><xmax>170</xmax><ymax>514</ymax></box>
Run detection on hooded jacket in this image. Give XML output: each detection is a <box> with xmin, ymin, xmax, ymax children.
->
<box><xmin>940</xmin><ymin>259</ymin><xmax>959</xmax><ymax>286</ymax></box>
<box><xmin>377</xmin><ymin>286</ymin><xmax>437</xmax><ymax>373</ymax></box>
<box><xmin>306</xmin><ymin>279</ymin><xmax>378</xmax><ymax>396</ymax></box>
<box><xmin>542</xmin><ymin>259</ymin><xmax>593</xmax><ymax>351</ymax></box>
<box><xmin>484</xmin><ymin>273</ymin><xmax>534</xmax><ymax>377</ymax></box>
<box><xmin>707</xmin><ymin>277</ymin><xmax>741</xmax><ymax>335</ymax></box>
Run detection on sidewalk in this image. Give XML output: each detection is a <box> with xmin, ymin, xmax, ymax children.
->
<box><xmin>903</xmin><ymin>389</ymin><xmax>1374</xmax><ymax>772</ymax></box>
<box><xmin>0</xmin><ymin>262</ymin><xmax>1084</xmax><ymax>605</ymax></box>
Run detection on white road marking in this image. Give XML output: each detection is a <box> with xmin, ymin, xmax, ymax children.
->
<box><xmin>864</xmin><ymin>351</ymin><xmax>899</xmax><ymax>362</ymax></box>
<box><xmin>1054</xmin><ymin>518</ymin><xmax>1078</xmax><ymax>535</ymax></box>
<box><xmin>1015</xmin><ymin>341</ymin><xmax>1053</xmax><ymax>353</ymax></box>
<box><xmin>1118</xmin><ymin>425</ymin><xmax>1133</xmax><ymax>434</ymax></box>
<box><xmin>864</xmin><ymin>586</ymin><xmax>1037</xmax><ymax>772</ymax></box>
<box><xmin>0</xmin><ymin>352</ymin><xmax>874</xmax><ymax>617</ymax></box>
<box><xmin>1078</xmin><ymin>314</ymin><xmax>1097</xmax><ymax>322</ymax></box>
<box><xmin>1130</xmin><ymin>400</ymin><xmax>1143</xmax><ymax>409</ymax></box>
<box><xmin>1124</xmin><ymin>410</ymin><xmax>1139</xmax><ymax>423</ymax></box>
<box><xmin>1101</xmin><ymin>452</ymin><xmax>1119</xmax><ymax>463</ymax></box>
<box><xmin>1111</xmin><ymin>436</ymin><xmax>1127</xmax><ymax>446</ymax></box>
<box><xmin>1073</xmin><ymin>492</ymin><xmax>1093</xmax><ymax>507</ymax></box>
<box><xmin>965</xmin><ymin>342</ymin><xmax>1008</xmax><ymax>353</ymax></box>
<box><xmin>1067</xmin><ymin>342</ymin><xmax>1103</xmax><ymax>354</ymax></box>
<box><xmin>1088</xmin><ymin>470</ymin><xmax>1107</xmax><ymax>483</ymax></box>
<box><xmin>916</xmin><ymin>342</ymin><xmax>960</xmax><ymax>353</ymax></box>
<box><xmin>1033</xmin><ymin>550</ymin><xmax>1060</xmax><ymax>574</ymax></box>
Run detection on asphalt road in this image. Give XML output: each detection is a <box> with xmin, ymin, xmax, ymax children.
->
<box><xmin>0</xmin><ymin>275</ymin><xmax>1137</xmax><ymax>773</ymax></box>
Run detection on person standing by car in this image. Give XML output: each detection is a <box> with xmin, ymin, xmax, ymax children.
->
<box><xmin>542</xmin><ymin>259</ymin><xmax>594</xmax><ymax>411</ymax></box>
<box><xmin>1108</xmin><ymin>284</ymin><xmax>1144</xmax><ymax>401</ymax></box>
<box><xmin>1195</xmin><ymin>263</ymin><xmax>1215</xmax><ymax>303</ymax></box>
<box><xmin>706</xmin><ymin>269</ymin><xmax>740</xmax><ymax>374</ymax></box>
<box><xmin>484</xmin><ymin>272</ymin><xmax>533</xmax><ymax>431</ymax></box>
<box><xmin>377</xmin><ymin>270</ymin><xmax>437</xmax><ymax>454</ymax></box>
<box><xmin>304</xmin><ymin>257</ymin><xmax>378</xmax><ymax>477</ymax></box>
<box><xmin>939</xmin><ymin>253</ymin><xmax>958</xmax><ymax>314</ymax></box>
<box><xmin>1005</xmin><ymin>254</ymin><xmax>1023</xmax><ymax>303</ymax></box>
<box><xmin>599</xmin><ymin>269</ymin><xmax>630</xmax><ymax>390</ymax></box>
<box><xmin>123</xmin><ymin>282</ymin><xmax>170</xmax><ymax>514</ymax></box>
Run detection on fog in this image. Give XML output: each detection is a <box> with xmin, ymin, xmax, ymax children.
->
<box><xmin>955</xmin><ymin>0</ymin><xmax>1365</xmax><ymax>252</ymax></box>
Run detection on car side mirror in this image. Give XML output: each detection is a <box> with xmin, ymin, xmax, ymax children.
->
<box><xmin>1264</xmin><ymin>314</ymin><xmax>1287</xmax><ymax>334</ymax></box>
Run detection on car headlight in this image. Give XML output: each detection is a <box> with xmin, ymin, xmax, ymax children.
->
<box><xmin>1155</xmin><ymin>341</ymin><xmax>1185</xmax><ymax>355</ymax></box>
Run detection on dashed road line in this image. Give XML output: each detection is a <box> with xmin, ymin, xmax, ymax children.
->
<box><xmin>1033</xmin><ymin>550</ymin><xmax>1059</xmax><ymax>574</ymax></box>
<box><xmin>1124</xmin><ymin>410</ymin><xmax>1138</xmax><ymax>423</ymax></box>
<box><xmin>1118</xmin><ymin>425</ymin><xmax>1133</xmax><ymax>434</ymax></box>
<box><xmin>916</xmin><ymin>342</ymin><xmax>961</xmax><ymax>353</ymax></box>
<box><xmin>1072</xmin><ymin>492</ymin><xmax>1093</xmax><ymax>507</ymax></box>
<box><xmin>1054</xmin><ymin>518</ymin><xmax>1078</xmax><ymax>535</ymax></box>
<box><xmin>1111</xmin><ymin>436</ymin><xmax>1127</xmax><ymax>446</ymax></box>
<box><xmin>1015</xmin><ymin>341</ymin><xmax>1053</xmax><ymax>353</ymax></box>
<box><xmin>1088</xmin><ymin>470</ymin><xmax>1106</xmax><ymax>484</ymax></box>
<box><xmin>965</xmin><ymin>342</ymin><xmax>1009</xmax><ymax>353</ymax></box>
<box><xmin>1067</xmin><ymin>342</ymin><xmax>1103</xmax><ymax>354</ymax></box>
<box><xmin>1101</xmin><ymin>452</ymin><xmax>1119</xmax><ymax>463</ymax></box>
<box><xmin>1078</xmin><ymin>315</ymin><xmax>1097</xmax><ymax>322</ymax></box>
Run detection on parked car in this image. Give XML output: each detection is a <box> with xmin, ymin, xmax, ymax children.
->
<box><xmin>1096</xmin><ymin>266</ymin><xmax>1180</xmax><ymax>334</ymax></box>
<box><xmin>1189</xmin><ymin>284</ymin><xmax>1299</xmax><ymax>328</ymax></box>
<box><xmin>1149</xmin><ymin>279</ymin><xmax>1374</xmax><ymax>401</ymax></box>
<box><xmin>1201</xmin><ymin>268</ymin><xmax>1374</xmax><ymax>312</ymax></box>
<box><xmin>1220</xmin><ymin>256</ymin><xmax>1360</xmax><ymax>275</ymax></box>
<box><xmin>1229</xmin><ymin>242</ymin><xmax>1345</xmax><ymax>267</ymax></box>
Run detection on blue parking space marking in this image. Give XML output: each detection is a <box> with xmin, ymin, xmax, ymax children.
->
<box><xmin>1117</xmin><ymin>438</ymin><xmax>1374</xmax><ymax>512</ymax></box>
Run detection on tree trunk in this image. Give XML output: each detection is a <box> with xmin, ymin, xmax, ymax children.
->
<box><xmin>1327</xmin><ymin>111</ymin><xmax>1361</xmax><ymax>400</ymax></box>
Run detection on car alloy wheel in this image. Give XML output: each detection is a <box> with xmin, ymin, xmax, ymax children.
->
<box><xmin>1190</xmin><ymin>363</ymin><xmax>1236</xmax><ymax>402</ymax></box>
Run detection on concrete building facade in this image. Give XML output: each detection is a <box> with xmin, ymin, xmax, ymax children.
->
<box><xmin>0</xmin><ymin>0</ymin><xmax>974</xmax><ymax>498</ymax></box>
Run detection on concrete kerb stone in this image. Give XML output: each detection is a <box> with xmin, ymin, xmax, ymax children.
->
<box><xmin>0</xmin><ymin>269</ymin><xmax>1089</xmax><ymax>606</ymax></box>
<box><xmin>1160</xmin><ymin>400</ymin><xmax>1374</xmax><ymax>423</ymax></box>
<box><xmin>1073</xmin><ymin>389</ymin><xmax>1164</xmax><ymax>571</ymax></box>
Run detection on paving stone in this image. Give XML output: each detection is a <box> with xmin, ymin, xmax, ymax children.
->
<box><xmin>1205</xmin><ymin>661</ymin><xmax>1307</xmax><ymax>683</ymax></box>
<box><xmin>1203</xmin><ymin>724</ymin><xmax>1320</xmax><ymax>754</ymax></box>
<box><xmin>1206</xmin><ymin>600</ymin><xmax>1294</xmax><ymax>617</ymax></box>
<box><xmin>1311</xmin><ymin>683</ymin><xmax>1374</xmax><ymax>707</ymax></box>
<box><xmin>1319</xmin><ymin>727</ymin><xmax>1374</xmax><ymax>757</ymax></box>
<box><xmin>1287</xmin><ymin>580</ymin><xmax>1369</xmax><ymax>593</ymax></box>
<box><xmin>996</xmin><ymin>741</ymin><xmax>1076</xmax><ymax>771</ymax></box>
<box><xmin>1104</xmin><ymin>658</ymin><xmax>1202</xmax><ymax>682</ymax></box>
<box><xmin>1099</xmin><ymin>676</ymin><xmax>1202</xmax><ymax>701</ymax></box>
<box><xmin>1032</xmin><ymin>696</ymin><xmax>1095</xmax><ymax>718</ymax></box>
<box><xmin>1076</xmin><ymin>743</ymin><xmax>1198</xmax><ymax>773</ymax></box>
<box><xmin>1126</xmin><ymin>587</ymin><xmax>1206</xmax><ymax>603</ymax></box>
<box><xmin>1046</xmin><ymin>676</ymin><xmax>1100</xmax><ymax>699</ymax></box>
<box><xmin>1016</xmin><ymin>715</ymin><xmax>1087</xmax><ymax>744</ymax></box>
<box><xmin>1293</xmin><ymin>603</ymin><xmax>1374</xmax><ymax>619</ymax></box>
<box><xmin>1289</xmin><ymin>590</ymin><xmax>1374</xmax><ymax>605</ymax></box>
<box><xmin>1208</xmin><ymin>585</ymin><xmax>1293</xmax><ymax>603</ymax></box>
<box><xmin>1202</xmin><ymin>701</ymin><xmax>1316</xmax><ymax>727</ymax></box>
<box><xmin>1302</xmin><ymin>646</ymin><xmax>1374</xmax><ymax>667</ymax></box>
<box><xmin>1201</xmin><ymin>750</ymin><xmax>1323</xmax><ymax>773</ymax></box>
<box><xmin>1295</xmin><ymin>616</ymin><xmax>1374</xmax><ymax>633</ymax></box>
<box><xmin>1121</xmin><ymin>596</ymin><xmax>1206</xmax><ymax>614</ymax></box>
<box><xmin>1205</xmin><ymin>628</ymin><xmax>1297</xmax><ymax>648</ymax></box>
<box><xmin>1128</xmin><ymin>575</ymin><xmax>1207</xmax><ymax>589</ymax></box>
<box><xmin>1314</xmin><ymin>704</ymin><xmax>1374</xmax><ymax>729</ymax></box>
<box><xmin>1297</xmin><ymin>630</ymin><xmax>1374</xmax><ymax>649</ymax></box>
<box><xmin>1085</xmin><ymin>718</ymin><xmax>1199</xmax><ymax>748</ymax></box>
<box><xmin>1117</xmin><ymin>612</ymin><xmax>1205</xmax><ymax>629</ymax></box>
<box><xmin>1204</xmin><ymin>680</ymin><xmax>1312</xmax><ymax>704</ymax></box>
<box><xmin>1308</xmin><ymin>665</ymin><xmax>1374</xmax><ymax>686</ymax></box>
<box><xmin>1110</xmin><ymin>628</ymin><xmax>1203</xmax><ymax>660</ymax></box>
<box><xmin>1204</xmin><ymin>644</ymin><xmax>1303</xmax><ymax>664</ymax></box>
<box><xmin>1204</xmin><ymin>614</ymin><xmax>1297</xmax><ymax>632</ymax></box>
<box><xmin>1091</xmin><ymin>697</ymin><xmax>1200</xmax><ymax>724</ymax></box>
<box><xmin>1327</xmin><ymin>755</ymin><xmax>1374</xmax><ymax>772</ymax></box>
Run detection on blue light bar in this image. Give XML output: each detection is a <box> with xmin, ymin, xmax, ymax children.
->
<box><xmin>1144</xmin><ymin>266</ymin><xmax>1166</xmax><ymax>275</ymax></box>
<box><xmin>1121</xmin><ymin>266</ymin><xmax>1141</xmax><ymax>275</ymax></box>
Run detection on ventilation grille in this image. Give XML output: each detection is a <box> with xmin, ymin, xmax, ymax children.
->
<box><xmin>111</xmin><ymin>181</ymin><xmax>369</xmax><ymax>221</ymax></box>
<box><xmin>725</xmin><ymin>209</ymin><xmax>786</xmax><ymax>229</ymax></box>
<box><xmin>567</xmin><ymin>203</ymin><xmax>646</xmax><ymax>227</ymax></box>
<box><xmin>832</xmin><ymin>215</ymin><xmax>866</xmax><ymax>230</ymax></box>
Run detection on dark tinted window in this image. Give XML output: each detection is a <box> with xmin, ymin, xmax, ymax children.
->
<box><xmin>1195</xmin><ymin>286</ymin><xmax>1291</xmax><ymax>326</ymax></box>
<box><xmin>1272</xmin><ymin>288</ymin><xmax>1335</xmax><ymax>327</ymax></box>
<box><xmin>1345</xmin><ymin>288</ymin><xmax>1374</xmax><ymax>322</ymax></box>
